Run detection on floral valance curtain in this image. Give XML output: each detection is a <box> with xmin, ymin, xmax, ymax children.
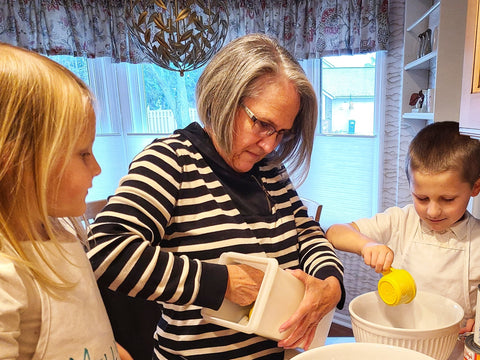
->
<box><xmin>226</xmin><ymin>0</ymin><xmax>389</xmax><ymax>59</ymax></box>
<box><xmin>0</xmin><ymin>0</ymin><xmax>144</xmax><ymax>62</ymax></box>
<box><xmin>0</xmin><ymin>0</ymin><xmax>389</xmax><ymax>62</ymax></box>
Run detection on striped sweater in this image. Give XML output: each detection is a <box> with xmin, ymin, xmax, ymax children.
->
<box><xmin>87</xmin><ymin>123</ymin><xmax>344</xmax><ymax>359</ymax></box>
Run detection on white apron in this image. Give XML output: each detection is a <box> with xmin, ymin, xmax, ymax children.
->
<box><xmin>398</xmin><ymin>220</ymin><xmax>471</xmax><ymax>360</ymax></box>
<box><xmin>399</xmin><ymin>220</ymin><xmax>471</xmax><ymax>317</ymax></box>
<box><xmin>23</xmin><ymin>240</ymin><xmax>119</xmax><ymax>359</ymax></box>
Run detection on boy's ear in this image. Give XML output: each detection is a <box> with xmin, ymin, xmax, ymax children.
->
<box><xmin>472</xmin><ymin>178</ymin><xmax>480</xmax><ymax>197</ymax></box>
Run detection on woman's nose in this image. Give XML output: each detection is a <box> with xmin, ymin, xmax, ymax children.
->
<box><xmin>257</xmin><ymin>134</ymin><xmax>279</xmax><ymax>153</ymax></box>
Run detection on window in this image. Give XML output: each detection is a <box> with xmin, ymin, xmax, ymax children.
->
<box><xmin>51</xmin><ymin>52</ymin><xmax>384</xmax><ymax>227</ymax></box>
<box><xmin>141</xmin><ymin>64</ymin><xmax>202</xmax><ymax>133</ymax></box>
<box><xmin>297</xmin><ymin>53</ymin><xmax>383</xmax><ymax>228</ymax></box>
<box><xmin>321</xmin><ymin>54</ymin><xmax>376</xmax><ymax>136</ymax></box>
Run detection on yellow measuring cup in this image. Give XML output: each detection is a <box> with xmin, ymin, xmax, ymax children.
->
<box><xmin>377</xmin><ymin>267</ymin><xmax>416</xmax><ymax>306</ymax></box>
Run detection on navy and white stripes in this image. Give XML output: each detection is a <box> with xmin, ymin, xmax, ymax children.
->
<box><xmin>88</xmin><ymin>129</ymin><xmax>344</xmax><ymax>359</ymax></box>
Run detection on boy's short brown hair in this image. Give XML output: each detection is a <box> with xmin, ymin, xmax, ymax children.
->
<box><xmin>406</xmin><ymin>121</ymin><xmax>480</xmax><ymax>187</ymax></box>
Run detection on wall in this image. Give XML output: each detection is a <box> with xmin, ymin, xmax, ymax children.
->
<box><xmin>382</xmin><ymin>0</ymin><xmax>413</xmax><ymax>210</ymax></box>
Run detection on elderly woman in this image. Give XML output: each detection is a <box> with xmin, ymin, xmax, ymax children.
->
<box><xmin>88</xmin><ymin>33</ymin><xmax>345</xmax><ymax>359</ymax></box>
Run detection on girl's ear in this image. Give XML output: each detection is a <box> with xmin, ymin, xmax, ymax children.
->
<box><xmin>472</xmin><ymin>178</ymin><xmax>480</xmax><ymax>197</ymax></box>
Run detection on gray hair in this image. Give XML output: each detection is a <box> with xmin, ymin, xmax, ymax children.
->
<box><xmin>406</xmin><ymin>121</ymin><xmax>480</xmax><ymax>187</ymax></box>
<box><xmin>195</xmin><ymin>33</ymin><xmax>317</xmax><ymax>183</ymax></box>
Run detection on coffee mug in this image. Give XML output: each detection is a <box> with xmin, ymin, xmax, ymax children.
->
<box><xmin>377</xmin><ymin>267</ymin><xmax>416</xmax><ymax>306</ymax></box>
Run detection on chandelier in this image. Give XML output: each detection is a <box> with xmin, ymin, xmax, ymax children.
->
<box><xmin>126</xmin><ymin>0</ymin><xmax>229</xmax><ymax>76</ymax></box>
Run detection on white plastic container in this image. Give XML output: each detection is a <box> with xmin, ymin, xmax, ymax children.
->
<box><xmin>201</xmin><ymin>252</ymin><xmax>334</xmax><ymax>348</ymax></box>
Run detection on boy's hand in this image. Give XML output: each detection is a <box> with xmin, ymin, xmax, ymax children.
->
<box><xmin>361</xmin><ymin>242</ymin><xmax>394</xmax><ymax>273</ymax></box>
<box><xmin>460</xmin><ymin>318</ymin><xmax>475</xmax><ymax>333</ymax></box>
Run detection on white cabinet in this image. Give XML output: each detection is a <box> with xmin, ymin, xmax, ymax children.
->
<box><xmin>401</xmin><ymin>0</ymin><xmax>468</xmax><ymax>123</ymax></box>
<box><xmin>460</xmin><ymin>0</ymin><xmax>480</xmax><ymax>138</ymax></box>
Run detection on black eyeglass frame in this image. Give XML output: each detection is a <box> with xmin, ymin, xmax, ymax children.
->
<box><xmin>241</xmin><ymin>103</ymin><xmax>295</xmax><ymax>142</ymax></box>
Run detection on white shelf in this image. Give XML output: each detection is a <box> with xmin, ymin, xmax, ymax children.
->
<box><xmin>402</xmin><ymin>0</ymin><xmax>467</xmax><ymax>123</ymax></box>
<box><xmin>407</xmin><ymin>2</ymin><xmax>441</xmax><ymax>32</ymax></box>
<box><xmin>459</xmin><ymin>126</ymin><xmax>480</xmax><ymax>139</ymax></box>
<box><xmin>402</xmin><ymin>112</ymin><xmax>434</xmax><ymax>120</ymax></box>
<box><xmin>404</xmin><ymin>51</ymin><xmax>437</xmax><ymax>70</ymax></box>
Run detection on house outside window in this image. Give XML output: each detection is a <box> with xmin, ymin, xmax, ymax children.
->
<box><xmin>321</xmin><ymin>55</ymin><xmax>376</xmax><ymax>136</ymax></box>
<box><xmin>297</xmin><ymin>53</ymin><xmax>382</xmax><ymax>228</ymax></box>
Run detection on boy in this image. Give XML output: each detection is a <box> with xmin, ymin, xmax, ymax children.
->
<box><xmin>326</xmin><ymin>121</ymin><xmax>480</xmax><ymax>341</ymax></box>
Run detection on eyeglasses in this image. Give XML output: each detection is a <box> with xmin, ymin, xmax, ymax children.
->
<box><xmin>241</xmin><ymin>104</ymin><xmax>295</xmax><ymax>142</ymax></box>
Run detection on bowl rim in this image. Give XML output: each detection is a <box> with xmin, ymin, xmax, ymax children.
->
<box><xmin>348</xmin><ymin>291</ymin><xmax>464</xmax><ymax>334</ymax></box>
<box><xmin>292</xmin><ymin>342</ymin><xmax>436</xmax><ymax>359</ymax></box>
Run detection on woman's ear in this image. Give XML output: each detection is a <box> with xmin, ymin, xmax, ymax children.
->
<box><xmin>472</xmin><ymin>178</ymin><xmax>480</xmax><ymax>197</ymax></box>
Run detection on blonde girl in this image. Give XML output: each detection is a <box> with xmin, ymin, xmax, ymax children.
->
<box><xmin>0</xmin><ymin>43</ymin><xmax>129</xmax><ymax>359</ymax></box>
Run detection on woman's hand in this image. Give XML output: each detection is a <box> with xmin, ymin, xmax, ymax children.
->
<box><xmin>361</xmin><ymin>241</ymin><xmax>394</xmax><ymax>273</ymax></box>
<box><xmin>277</xmin><ymin>270</ymin><xmax>341</xmax><ymax>350</ymax></box>
<box><xmin>225</xmin><ymin>264</ymin><xmax>264</xmax><ymax>306</ymax></box>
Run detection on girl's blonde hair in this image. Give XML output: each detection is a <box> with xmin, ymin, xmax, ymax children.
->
<box><xmin>196</xmin><ymin>34</ymin><xmax>318</xmax><ymax>184</ymax></box>
<box><xmin>0</xmin><ymin>43</ymin><xmax>94</xmax><ymax>290</ymax></box>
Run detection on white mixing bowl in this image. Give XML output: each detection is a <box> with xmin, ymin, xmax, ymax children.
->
<box><xmin>349</xmin><ymin>291</ymin><xmax>464</xmax><ymax>360</ymax></box>
<box><xmin>291</xmin><ymin>342</ymin><xmax>435</xmax><ymax>360</ymax></box>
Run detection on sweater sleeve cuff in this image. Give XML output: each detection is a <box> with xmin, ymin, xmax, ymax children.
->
<box><xmin>194</xmin><ymin>262</ymin><xmax>228</xmax><ymax>310</ymax></box>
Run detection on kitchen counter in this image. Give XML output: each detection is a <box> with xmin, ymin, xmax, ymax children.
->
<box><xmin>324</xmin><ymin>336</ymin><xmax>355</xmax><ymax>345</ymax></box>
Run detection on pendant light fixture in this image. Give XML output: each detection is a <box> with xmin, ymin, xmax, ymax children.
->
<box><xmin>126</xmin><ymin>0</ymin><xmax>229</xmax><ymax>76</ymax></box>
